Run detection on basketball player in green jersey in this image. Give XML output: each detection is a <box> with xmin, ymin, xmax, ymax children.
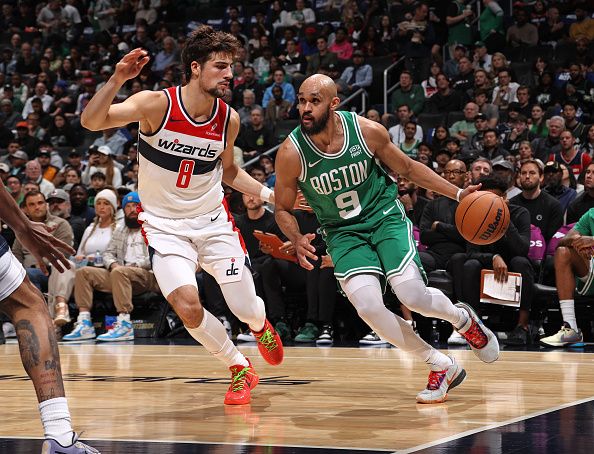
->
<box><xmin>274</xmin><ymin>75</ymin><xmax>500</xmax><ymax>404</ymax></box>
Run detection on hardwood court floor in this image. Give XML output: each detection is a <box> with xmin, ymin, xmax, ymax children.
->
<box><xmin>1</xmin><ymin>342</ymin><xmax>594</xmax><ymax>452</ymax></box>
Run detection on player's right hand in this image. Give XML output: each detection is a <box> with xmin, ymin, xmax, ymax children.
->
<box><xmin>295</xmin><ymin>233</ymin><xmax>317</xmax><ymax>271</ymax></box>
<box><xmin>114</xmin><ymin>48</ymin><xmax>150</xmax><ymax>84</ymax></box>
<box><xmin>21</xmin><ymin>222</ymin><xmax>76</xmax><ymax>275</ymax></box>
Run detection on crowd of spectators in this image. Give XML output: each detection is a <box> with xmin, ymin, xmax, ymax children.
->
<box><xmin>0</xmin><ymin>0</ymin><xmax>593</xmax><ymax>346</ymax></box>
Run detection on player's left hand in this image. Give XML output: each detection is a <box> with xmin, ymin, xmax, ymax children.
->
<box><xmin>279</xmin><ymin>241</ymin><xmax>296</xmax><ymax>256</ymax></box>
<box><xmin>19</xmin><ymin>221</ymin><xmax>76</xmax><ymax>275</ymax></box>
<box><xmin>295</xmin><ymin>233</ymin><xmax>317</xmax><ymax>271</ymax></box>
<box><xmin>459</xmin><ymin>183</ymin><xmax>482</xmax><ymax>201</ymax></box>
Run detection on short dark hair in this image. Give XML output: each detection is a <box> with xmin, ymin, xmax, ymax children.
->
<box><xmin>91</xmin><ymin>171</ymin><xmax>106</xmax><ymax>180</ymax></box>
<box><xmin>477</xmin><ymin>175</ymin><xmax>508</xmax><ymax>193</ymax></box>
<box><xmin>181</xmin><ymin>25</ymin><xmax>241</xmax><ymax>81</ymax></box>
<box><xmin>483</xmin><ymin>128</ymin><xmax>498</xmax><ymax>137</ymax></box>
<box><xmin>23</xmin><ymin>189</ymin><xmax>45</xmax><ymax>204</ymax></box>
<box><xmin>563</xmin><ymin>101</ymin><xmax>578</xmax><ymax>110</ymax></box>
<box><xmin>520</xmin><ymin>158</ymin><xmax>543</xmax><ymax>175</ymax></box>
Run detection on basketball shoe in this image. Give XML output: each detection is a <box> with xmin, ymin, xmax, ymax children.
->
<box><xmin>62</xmin><ymin>317</ymin><xmax>96</xmax><ymax>341</ymax></box>
<box><xmin>416</xmin><ymin>356</ymin><xmax>467</xmax><ymax>404</ymax></box>
<box><xmin>540</xmin><ymin>322</ymin><xmax>584</xmax><ymax>347</ymax></box>
<box><xmin>252</xmin><ymin>319</ymin><xmax>284</xmax><ymax>365</ymax></box>
<box><xmin>455</xmin><ymin>303</ymin><xmax>499</xmax><ymax>363</ymax></box>
<box><xmin>41</xmin><ymin>433</ymin><xmax>100</xmax><ymax>453</ymax></box>
<box><xmin>224</xmin><ymin>358</ymin><xmax>259</xmax><ymax>405</ymax></box>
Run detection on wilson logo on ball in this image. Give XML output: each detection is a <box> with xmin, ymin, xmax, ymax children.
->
<box><xmin>479</xmin><ymin>208</ymin><xmax>503</xmax><ymax>241</ymax></box>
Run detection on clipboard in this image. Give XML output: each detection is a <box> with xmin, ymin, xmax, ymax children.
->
<box><xmin>253</xmin><ymin>230</ymin><xmax>298</xmax><ymax>263</ymax></box>
<box><xmin>480</xmin><ymin>269</ymin><xmax>522</xmax><ymax>307</ymax></box>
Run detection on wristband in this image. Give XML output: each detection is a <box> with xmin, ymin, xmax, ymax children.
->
<box><xmin>260</xmin><ymin>186</ymin><xmax>273</xmax><ymax>202</ymax></box>
<box><xmin>456</xmin><ymin>188</ymin><xmax>463</xmax><ymax>202</ymax></box>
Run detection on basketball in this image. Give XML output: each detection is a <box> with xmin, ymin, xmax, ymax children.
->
<box><xmin>455</xmin><ymin>191</ymin><xmax>510</xmax><ymax>245</ymax></box>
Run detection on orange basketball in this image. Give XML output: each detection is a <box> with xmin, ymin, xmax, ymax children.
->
<box><xmin>455</xmin><ymin>191</ymin><xmax>510</xmax><ymax>245</ymax></box>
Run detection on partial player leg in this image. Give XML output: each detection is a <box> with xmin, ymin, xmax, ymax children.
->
<box><xmin>152</xmin><ymin>252</ymin><xmax>258</xmax><ymax>404</ymax></box>
<box><xmin>541</xmin><ymin>246</ymin><xmax>588</xmax><ymax>347</ymax></box>
<box><xmin>0</xmin><ymin>259</ymin><xmax>98</xmax><ymax>452</ymax></box>
<box><xmin>388</xmin><ymin>263</ymin><xmax>499</xmax><ymax>363</ymax></box>
<box><xmin>218</xmin><ymin>265</ymin><xmax>284</xmax><ymax>366</ymax></box>
<box><xmin>340</xmin><ymin>273</ymin><xmax>466</xmax><ymax>403</ymax></box>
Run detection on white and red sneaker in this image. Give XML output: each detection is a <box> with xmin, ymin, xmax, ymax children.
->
<box><xmin>416</xmin><ymin>356</ymin><xmax>467</xmax><ymax>404</ymax></box>
<box><xmin>455</xmin><ymin>302</ymin><xmax>499</xmax><ymax>363</ymax></box>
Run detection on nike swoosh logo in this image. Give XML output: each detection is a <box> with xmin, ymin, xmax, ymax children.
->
<box><xmin>383</xmin><ymin>205</ymin><xmax>396</xmax><ymax>215</ymax></box>
<box><xmin>169</xmin><ymin>118</ymin><xmax>184</xmax><ymax>122</ymax></box>
<box><xmin>308</xmin><ymin>159</ymin><xmax>323</xmax><ymax>168</ymax></box>
<box><xmin>210</xmin><ymin>212</ymin><xmax>221</xmax><ymax>222</ymax></box>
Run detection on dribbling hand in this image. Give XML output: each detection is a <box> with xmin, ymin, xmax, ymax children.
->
<box><xmin>458</xmin><ymin>183</ymin><xmax>482</xmax><ymax>201</ymax></box>
<box><xmin>295</xmin><ymin>233</ymin><xmax>317</xmax><ymax>270</ymax></box>
<box><xmin>20</xmin><ymin>222</ymin><xmax>76</xmax><ymax>275</ymax></box>
<box><xmin>114</xmin><ymin>48</ymin><xmax>150</xmax><ymax>84</ymax></box>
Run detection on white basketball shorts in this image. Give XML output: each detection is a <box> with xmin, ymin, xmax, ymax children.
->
<box><xmin>0</xmin><ymin>250</ymin><xmax>26</xmax><ymax>301</ymax></box>
<box><xmin>138</xmin><ymin>200</ymin><xmax>248</xmax><ymax>292</ymax></box>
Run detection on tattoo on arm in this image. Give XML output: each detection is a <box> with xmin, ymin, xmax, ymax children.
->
<box><xmin>15</xmin><ymin>320</ymin><xmax>40</xmax><ymax>370</ymax></box>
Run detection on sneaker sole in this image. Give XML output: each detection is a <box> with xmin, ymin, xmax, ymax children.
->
<box><xmin>316</xmin><ymin>339</ymin><xmax>333</xmax><ymax>345</ymax></box>
<box><xmin>540</xmin><ymin>339</ymin><xmax>585</xmax><ymax>348</ymax></box>
<box><xmin>294</xmin><ymin>338</ymin><xmax>317</xmax><ymax>343</ymax></box>
<box><xmin>455</xmin><ymin>303</ymin><xmax>499</xmax><ymax>363</ymax></box>
<box><xmin>359</xmin><ymin>340</ymin><xmax>389</xmax><ymax>345</ymax></box>
<box><xmin>96</xmin><ymin>336</ymin><xmax>134</xmax><ymax>342</ymax></box>
<box><xmin>63</xmin><ymin>334</ymin><xmax>96</xmax><ymax>341</ymax></box>
<box><xmin>416</xmin><ymin>367</ymin><xmax>467</xmax><ymax>404</ymax></box>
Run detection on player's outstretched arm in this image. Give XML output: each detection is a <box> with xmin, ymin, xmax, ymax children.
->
<box><xmin>221</xmin><ymin>110</ymin><xmax>274</xmax><ymax>203</ymax></box>
<box><xmin>0</xmin><ymin>187</ymin><xmax>75</xmax><ymax>274</ymax></box>
<box><xmin>81</xmin><ymin>48</ymin><xmax>156</xmax><ymax>131</ymax></box>
<box><xmin>362</xmin><ymin>117</ymin><xmax>480</xmax><ymax>201</ymax></box>
<box><xmin>274</xmin><ymin>139</ymin><xmax>317</xmax><ymax>270</ymax></box>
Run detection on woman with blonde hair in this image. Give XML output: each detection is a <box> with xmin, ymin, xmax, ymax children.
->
<box><xmin>52</xmin><ymin>189</ymin><xmax>118</xmax><ymax>326</ymax></box>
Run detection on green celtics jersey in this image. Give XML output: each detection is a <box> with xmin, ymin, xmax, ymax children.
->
<box><xmin>289</xmin><ymin>111</ymin><xmax>398</xmax><ymax>229</ymax></box>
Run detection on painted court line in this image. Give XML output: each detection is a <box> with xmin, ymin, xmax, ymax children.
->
<box><xmin>394</xmin><ymin>395</ymin><xmax>594</xmax><ymax>454</ymax></box>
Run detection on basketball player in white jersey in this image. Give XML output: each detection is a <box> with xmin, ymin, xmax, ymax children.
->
<box><xmin>0</xmin><ymin>188</ymin><xmax>98</xmax><ymax>453</ymax></box>
<box><xmin>81</xmin><ymin>26</ymin><xmax>283</xmax><ymax>405</ymax></box>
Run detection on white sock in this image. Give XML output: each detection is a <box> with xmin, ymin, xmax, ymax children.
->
<box><xmin>186</xmin><ymin>309</ymin><xmax>248</xmax><ymax>368</ymax></box>
<box><xmin>78</xmin><ymin>311</ymin><xmax>90</xmax><ymax>321</ymax></box>
<box><xmin>39</xmin><ymin>397</ymin><xmax>74</xmax><ymax>446</ymax></box>
<box><xmin>425</xmin><ymin>349</ymin><xmax>454</xmax><ymax>371</ymax></box>
<box><xmin>560</xmin><ymin>300</ymin><xmax>578</xmax><ymax>331</ymax></box>
<box><xmin>118</xmin><ymin>313</ymin><xmax>130</xmax><ymax>322</ymax></box>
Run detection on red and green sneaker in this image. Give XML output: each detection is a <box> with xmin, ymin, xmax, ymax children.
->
<box><xmin>252</xmin><ymin>319</ymin><xmax>284</xmax><ymax>366</ymax></box>
<box><xmin>224</xmin><ymin>358</ymin><xmax>259</xmax><ymax>405</ymax></box>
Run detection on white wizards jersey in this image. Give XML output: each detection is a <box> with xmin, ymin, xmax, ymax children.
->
<box><xmin>137</xmin><ymin>85</ymin><xmax>231</xmax><ymax>218</ymax></box>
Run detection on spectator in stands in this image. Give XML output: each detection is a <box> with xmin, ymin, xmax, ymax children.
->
<box><xmin>8</xmin><ymin>150</ymin><xmax>27</xmax><ymax>180</ymax></box>
<box><xmin>421</xmin><ymin>60</ymin><xmax>440</xmax><ymax>98</ymax></box>
<box><xmin>562</xmin><ymin>101</ymin><xmax>588</xmax><ymax>145</ymax></box>
<box><xmin>54</xmin><ymin>150</ymin><xmax>86</xmax><ymax>187</ymax></box>
<box><xmin>15</xmin><ymin>42</ymin><xmax>38</xmax><ymax>77</ymax></box>
<box><xmin>0</xmin><ymin>98</ymin><xmax>21</xmax><ymax>129</ymax></box>
<box><xmin>492</xmin><ymin>68</ymin><xmax>519</xmax><ymax>112</ymax></box>
<box><xmin>446</xmin><ymin>1</ymin><xmax>474</xmax><ymax>57</ymax></box>
<box><xmin>280</xmin><ymin>0</ymin><xmax>316</xmax><ymax>30</ymax></box>
<box><xmin>473</xmin><ymin>87</ymin><xmax>498</xmax><ymax>128</ymax></box>
<box><xmin>306</xmin><ymin>37</ymin><xmax>338</xmax><ymax>78</ymax></box>
<box><xmin>472</xmin><ymin>41</ymin><xmax>492</xmax><ymax>72</ymax></box>
<box><xmin>399</xmin><ymin>121</ymin><xmax>422</xmax><ymax>158</ymax></box>
<box><xmin>543</xmin><ymin>161</ymin><xmax>577</xmax><ymax>214</ymax></box>
<box><xmin>539</xmin><ymin>6</ymin><xmax>567</xmax><ymax>45</ymax></box>
<box><xmin>530</xmin><ymin>104</ymin><xmax>548</xmax><ymax>138</ymax></box>
<box><xmin>425</xmin><ymin>73</ymin><xmax>466</xmax><ymax>114</ymax></box>
<box><xmin>232</xmin><ymin>66</ymin><xmax>263</xmax><ymax>109</ymax></box>
<box><xmin>237</xmin><ymin>107</ymin><xmax>276</xmax><ymax>162</ymax></box>
<box><xmin>450</xmin><ymin>102</ymin><xmax>479</xmax><ymax>144</ymax></box>
<box><xmin>13</xmin><ymin>190</ymin><xmax>73</xmax><ymax>292</ymax></box>
<box><xmin>92</xmin><ymin>127</ymin><xmax>128</xmax><ymax>157</ymax></box>
<box><xmin>15</xmin><ymin>120</ymin><xmax>40</xmax><ymax>159</ymax></box>
<box><xmin>510</xmin><ymin>159</ymin><xmax>563</xmax><ymax>242</ymax></box>
<box><xmin>388</xmin><ymin>104</ymin><xmax>423</xmax><ymax>146</ymax></box>
<box><xmin>82</xmin><ymin>145</ymin><xmax>123</xmax><ymax>188</ymax></box>
<box><xmin>37</xmin><ymin>149</ymin><xmax>59</xmax><ymax>182</ymax></box>
<box><xmin>328</xmin><ymin>26</ymin><xmax>353</xmax><ymax>61</ymax></box>
<box><xmin>265</xmin><ymin>85</ymin><xmax>292</xmax><ymax>126</ymax></box>
<box><xmin>390</xmin><ymin>70</ymin><xmax>425</xmax><ymax>116</ymax></box>
<box><xmin>493</xmin><ymin>160</ymin><xmax>520</xmax><ymax>199</ymax></box>
<box><xmin>478</xmin><ymin>128</ymin><xmax>509</xmax><ymax>161</ymax></box>
<box><xmin>516</xmin><ymin>140</ymin><xmax>534</xmax><ymax>165</ymax></box>
<box><xmin>582</xmin><ymin>125</ymin><xmax>594</xmax><ymax>156</ymax></box>
<box><xmin>461</xmin><ymin>112</ymin><xmax>489</xmax><ymax>157</ymax></box>
<box><xmin>22</xmin><ymin>83</ymin><xmax>53</xmax><ymax>117</ymax></box>
<box><xmin>24</xmin><ymin>159</ymin><xmax>55</xmax><ymax>197</ymax></box>
<box><xmin>506</xmin><ymin>8</ymin><xmax>538</xmax><ymax>47</ymax></box>
<box><xmin>237</xmin><ymin>89</ymin><xmax>261</xmax><ymax>126</ymax></box>
<box><xmin>398</xmin><ymin>2</ymin><xmax>436</xmax><ymax>82</ymax></box>
<box><xmin>44</xmin><ymin>113</ymin><xmax>79</xmax><ymax>148</ymax></box>
<box><xmin>279</xmin><ymin>39</ymin><xmax>307</xmax><ymax>84</ymax></box>
<box><xmin>443</xmin><ymin>44</ymin><xmax>466</xmax><ymax>80</ymax></box>
<box><xmin>6</xmin><ymin>174</ymin><xmax>23</xmax><ymax>206</ymax></box>
<box><xmin>69</xmin><ymin>184</ymin><xmax>95</xmax><ymax>227</ymax></box>
<box><xmin>262</xmin><ymin>68</ymin><xmax>296</xmax><ymax>108</ymax></box>
<box><xmin>52</xmin><ymin>188</ymin><xmax>117</xmax><ymax>327</ymax></box>
<box><xmin>152</xmin><ymin>36</ymin><xmax>179</xmax><ymax>76</ymax></box>
<box><xmin>479</xmin><ymin>0</ymin><xmax>505</xmax><ymax>52</ymax></box>
<box><xmin>47</xmin><ymin>188</ymin><xmax>85</xmax><ymax>250</ymax></box>
<box><xmin>551</xmin><ymin>130</ymin><xmax>592</xmax><ymax>179</ymax></box>
<box><xmin>468</xmin><ymin>157</ymin><xmax>492</xmax><ymax>184</ymax></box>
<box><xmin>452</xmin><ymin>56</ymin><xmax>475</xmax><ymax>93</ymax></box>
<box><xmin>567</xmin><ymin>163</ymin><xmax>594</xmax><ymax>223</ymax></box>
<box><xmin>336</xmin><ymin>50</ymin><xmax>372</xmax><ymax>97</ymax></box>
<box><xmin>450</xmin><ymin>175</ymin><xmax>534</xmax><ymax>345</ymax></box>
<box><xmin>533</xmin><ymin>72</ymin><xmax>559</xmax><ymax>110</ymax></box>
<box><xmin>569</xmin><ymin>2</ymin><xmax>594</xmax><ymax>42</ymax></box>
<box><xmin>366</xmin><ymin>109</ymin><xmax>381</xmax><ymax>124</ymax></box>
<box><xmin>502</xmin><ymin>115</ymin><xmax>533</xmax><ymax>154</ymax></box>
<box><xmin>531</xmin><ymin>116</ymin><xmax>563</xmax><ymax>162</ymax></box>
<box><xmin>397</xmin><ymin>174</ymin><xmax>428</xmax><ymax>227</ymax></box>
<box><xmin>63</xmin><ymin>192</ymin><xmax>159</xmax><ymax>341</ymax></box>
<box><xmin>419</xmin><ymin>159</ymin><xmax>467</xmax><ymax>273</ymax></box>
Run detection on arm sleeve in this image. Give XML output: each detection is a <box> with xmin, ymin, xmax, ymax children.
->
<box><xmin>488</xmin><ymin>1</ymin><xmax>504</xmax><ymax>15</ymax></box>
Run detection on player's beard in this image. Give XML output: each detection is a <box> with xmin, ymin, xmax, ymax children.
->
<box><xmin>301</xmin><ymin>107</ymin><xmax>330</xmax><ymax>136</ymax></box>
<box><xmin>206</xmin><ymin>87</ymin><xmax>226</xmax><ymax>98</ymax></box>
